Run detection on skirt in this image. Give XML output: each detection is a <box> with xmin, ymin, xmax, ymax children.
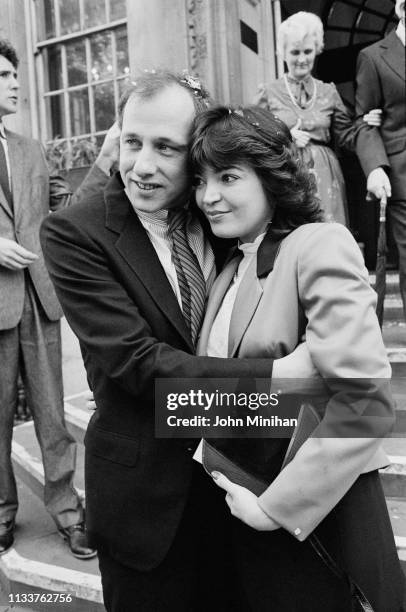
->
<box><xmin>231</xmin><ymin>470</ymin><xmax>406</xmax><ymax>611</ymax></box>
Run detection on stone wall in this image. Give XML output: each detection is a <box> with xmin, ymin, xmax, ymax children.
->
<box><xmin>0</xmin><ymin>0</ymin><xmax>34</xmax><ymax>138</ymax></box>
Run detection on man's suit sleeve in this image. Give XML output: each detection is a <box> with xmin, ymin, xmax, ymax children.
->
<box><xmin>36</xmin><ymin>143</ymin><xmax>72</xmax><ymax>212</ymax></box>
<box><xmin>71</xmin><ymin>164</ymin><xmax>110</xmax><ymax>206</ymax></box>
<box><xmin>40</xmin><ymin>212</ymin><xmax>273</xmax><ymax>399</ymax></box>
<box><xmin>257</xmin><ymin>223</ymin><xmax>394</xmax><ymax>540</ymax></box>
<box><xmin>330</xmin><ymin>84</ymin><xmax>356</xmax><ymax>151</ymax></box>
<box><xmin>355</xmin><ymin>49</ymin><xmax>390</xmax><ymax>176</ymax></box>
<box><xmin>49</xmin><ymin>161</ymin><xmax>110</xmax><ymax>211</ymax></box>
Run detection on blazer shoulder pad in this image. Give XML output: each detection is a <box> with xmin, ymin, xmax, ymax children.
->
<box><xmin>285</xmin><ymin>222</ymin><xmax>355</xmax><ymax>251</ymax></box>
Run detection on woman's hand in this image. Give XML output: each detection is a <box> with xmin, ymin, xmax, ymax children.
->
<box><xmin>290</xmin><ymin>118</ymin><xmax>311</xmax><ymax>148</ymax></box>
<box><xmin>363</xmin><ymin>108</ymin><xmax>382</xmax><ymax>127</ymax></box>
<box><xmin>85</xmin><ymin>390</ymin><xmax>97</xmax><ymax>410</ymax></box>
<box><xmin>211</xmin><ymin>472</ymin><xmax>280</xmax><ymax>531</ymax></box>
<box><xmin>252</xmin><ymin>82</ymin><xmax>268</xmax><ymax>106</ymax></box>
<box><xmin>95</xmin><ymin>122</ymin><xmax>121</xmax><ymax>176</ymax></box>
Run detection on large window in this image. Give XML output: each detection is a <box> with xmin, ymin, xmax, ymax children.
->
<box><xmin>35</xmin><ymin>0</ymin><xmax>129</xmax><ymax>163</ymax></box>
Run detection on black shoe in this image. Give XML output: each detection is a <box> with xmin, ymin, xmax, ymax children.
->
<box><xmin>58</xmin><ymin>522</ymin><xmax>97</xmax><ymax>560</ymax></box>
<box><xmin>0</xmin><ymin>519</ymin><xmax>14</xmax><ymax>555</ymax></box>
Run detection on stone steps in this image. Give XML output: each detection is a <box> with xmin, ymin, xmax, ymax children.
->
<box><xmin>0</xmin><ymin>394</ymin><xmax>103</xmax><ymax>612</ymax></box>
<box><xmin>0</xmin><ymin>476</ymin><xmax>103</xmax><ymax>612</ymax></box>
<box><xmin>1</xmin><ymin>285</ymin><xmax>405</xmax><ymax>607</ymax></box>
<box><xmin>6</xmin><ymin>393</ymin><xmax>406</xmax><ymax>579</ymax></box>
<box><xmin>370</xmin><ymin>271</ymin><xmax>404</xmax><ymax>324</ymax></box>
<box><xmin>371</xmin><ymin>269</ymin><xmax>406</xmax><ymax>570</ymax></box>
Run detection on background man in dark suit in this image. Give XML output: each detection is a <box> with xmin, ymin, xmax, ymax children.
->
<box><xmin>0</xmin><ymin>39</ymin><xmax>95</xmax><ymax>559</ymax></box>
<box><xmin>355</xmin><ymin>0</ymin><xmax>406</xmax><ymax>318</ymax></box>
<box><xmin>41</xmin><ymin>71</ymin><xmax>315</xmax><ymax>611</ymax></box>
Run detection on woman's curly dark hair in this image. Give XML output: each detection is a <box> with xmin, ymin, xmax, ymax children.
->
<box><xmin>190</xmin><ymin>105</ymin><xmax>324</xmax><ymax>230</ymax></box>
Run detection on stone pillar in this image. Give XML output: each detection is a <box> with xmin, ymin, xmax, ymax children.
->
<box><xmin>184</xmin><ymin>0</ymin><xmax>279</xmax><ymax>106</ymax></box>
<box><xmin>126</xmin><ymin>0</ymin><xmax>189</xmax><ymax>73</ymax></box>
<box><xmin>205</xmin><ymin>0</ymin><xmax>243</xmax><ymax>104</ymax></box>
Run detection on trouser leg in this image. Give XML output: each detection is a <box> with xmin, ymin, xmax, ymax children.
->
<box><xmin>19</xmin><ymin>282</ymin><xmax>83</xmax><ymax>529</ymax></box>
<box><xmin>0</xmin><ymin>326</ymin><xmax>19</xmax><ymax>523</ymax></box>
<box><xmin>387</xmin><ymin>200</ymin><xmax>406</xmax><ymax>321</ymax></box>
<box><xmin>98</xmin><ymin>466</ymin><xmax>245</xmax><ymax>612</ymax></box>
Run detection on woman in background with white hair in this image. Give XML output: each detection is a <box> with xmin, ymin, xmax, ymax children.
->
<box><xmin>254</xmin><ymin>11</ymin><xmax>380</xmax><ymax>225</ymax></box>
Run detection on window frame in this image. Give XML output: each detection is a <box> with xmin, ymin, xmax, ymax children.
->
<box><xmin>34</xmin><ymin>0</ymin><xmax>128</xmax><ymax>150</ymax></box>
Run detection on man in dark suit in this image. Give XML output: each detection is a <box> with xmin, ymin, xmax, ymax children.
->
<box><xmin>355</xmin><ymin>0</ymin><xmax>406</xmax><ymax>318</ymax></box>
<box><xmin>0</xmin><ymin>40</ymin><xmax>95</xmax><ymax>558</ymax></box>
<box><xmin>41</xmin><ymin>71</ymin><xmax>315</xmax><ymax>610</ymax></box>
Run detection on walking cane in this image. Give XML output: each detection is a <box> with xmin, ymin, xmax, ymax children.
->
<box><xmin>375</xmin><ymin>193</ymin><xmax>388</xmax><ymax>328</ymax></box>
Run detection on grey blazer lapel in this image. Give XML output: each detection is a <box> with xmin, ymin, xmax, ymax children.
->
<box><xmin>228</xmin><ymin>256</ymin><xmax>263</xmax><ymax>358</ymax></box>
<box><xmin>0</xmin><ymin>184</ymin><xmax>13</xmax><ymax>218</ymax></box>
<box><xmin>381</xmin><ymin>31</ymin><xmax>406</xmax><ymax>82</ymax></box>
<box><xmin>197</xmin><ymin>255</ymin><xmax>240</xmax><ymax>356</ymax></box>
<box><xmin>6</xmin><ymin>132</ymin><xmax>24</xmax><ymax>222</ymax></box>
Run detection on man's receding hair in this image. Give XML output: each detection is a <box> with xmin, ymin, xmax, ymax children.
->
<box><xmin>117</xmin><ymin>69</ymin><xmax>212</xmax><ymax>127</ymax></box>
<box><xmin>0</xmin><ymin>40</ymin><xmax>19</xmax><ymax>69</ymax></box>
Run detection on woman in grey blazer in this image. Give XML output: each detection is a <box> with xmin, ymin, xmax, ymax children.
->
<box><xmin>190</xmin><ymin>106</ymin><xmax>405</xmax><ymax>611</ymax></box>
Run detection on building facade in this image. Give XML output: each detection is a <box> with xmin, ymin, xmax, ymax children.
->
<box><xmin>0</xmin><ymin>0</ymin><xmax>397</xmax><ymax>146</ymax></box>
<box><xmin>0</xmin><ymin>0</ymin><xmax>399</xmax><ymax>263</ymax></box>
<box><xmin>0</xmin><ymin>0</ymin><xmax>284</xmax><ymax>147</ymax></box>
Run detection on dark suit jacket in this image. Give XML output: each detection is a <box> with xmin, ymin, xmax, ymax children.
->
<box><xmin>0</xmin><ymin>130</ymin><xmax>71</xmax><ymax>330</ymax></box>
<box><xmin>40</xmin><ymin>170</ymin><xmax>273</xmax><ymax>571</ymax></box>
<box><xmin>355</xmin><ymin>30</ymin><xmax>406</xmax><ymax>201</ymax></box>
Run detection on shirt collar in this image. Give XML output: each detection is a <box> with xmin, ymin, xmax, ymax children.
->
<box><xmin>286</xmin><ymin>74</ymin><xmax>312</xmax><ymax>86</ymax></box>
<box><xmin>128</xmin><ymin>200</ymin><xmax>191</xmax><ymax>233</ymax></box>
<box><xmin>238</xmin><ymin>231</ymin><xmax>267</xmax><ymax>256</ymax></box>
<box><xmin>285</xmin><ymin>73</ymin><xmax>314</xmax><ymax>105</ymax></box>
<box><xmin>396</xmin><ymin>21</ymin><xmax>405</xmax><ymax>46</ymax></box>
<box><xmin>0</xmin><ymin>122</ymin><xmax>6</xmax><ymax>139</ymax></box>
<box><xmin>135</xmin><ymin>207</ymin><xmax>169</xmax><ymax>228</ymax></box>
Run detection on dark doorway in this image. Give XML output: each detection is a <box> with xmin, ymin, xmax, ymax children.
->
<box><xmin>280</xmin><ymin>0</ymin><xmax>398</xmax><ymax>269</ymax></box>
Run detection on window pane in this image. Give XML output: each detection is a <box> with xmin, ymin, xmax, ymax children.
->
<box><xmin>46</xmin><ymin>45</ymin><xmax>63</xmax><ymax>91</ymax></box>
<box><xmin>94</xmin><ymin>81</ymin><xmax>115</xmax><ymax>131</ymax></box>
<box><xmin>328</xmin><ymin>2</ymin><xmax>359</xmax><ymax>28</ymax></box>
<box><xmin>109</xmin><ymin>0</ymin><xmax>126</xmax><ymax>21</ymax></box>
<box><xmin>365</xmin><ymin>0</ymin><xmax>396</xmax><ymax>16</ymax></box>
<box><xmin>324</xmin><ymin>29</ymin><xmax>351</xmax><ymax>50</ymax></box>
<box><xmin>116</xmin><ymin>27</ymin><xmax>129</xmax><ymax>76</ymax></box>
<box><xmin>69</xmin><ymin>88</ymin><xmax>90</xmax><ymax>135</ymax></box>
<box><xmin>90</xmin><ymin>31</ymin><xmax>113</xmax><ymax>81</ymax></box>
<box><xmin>353</xmin><ymin>32</ymin><xmax>381</xmax><ymax>45</ymax></box>
<box><xmin>66</xmin><ymin>39</ymin><xmax>87</xmax><ymax>86</ymax></box>
<box><xmin>83</xmin><ymin>0</ymin><xmax>106</xmax><ymax>29</ymax></box>
<box><xmin>59</xmin><ymin>0</ymin><xmax>80</xmax><ymax>35</ymax></box>
<box><xmin>38</xmin><ymin>0</ymin><xmax>56</xmax><ymax>39</ymax></box>
<box><xmin>357</xmin><ymin>11</ymin><xmax>386</xmax><ymax>35</ymax></box>
<box><xmin>45</xmin><ymin>94</ymin><xmax>66</xmax><ymax>139</ymax></box>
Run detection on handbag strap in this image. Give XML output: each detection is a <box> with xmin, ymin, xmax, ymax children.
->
<box><xmin>309</xmin><ymin>533</ymin><xmax>375</xmax><ymax>612</ymax></box>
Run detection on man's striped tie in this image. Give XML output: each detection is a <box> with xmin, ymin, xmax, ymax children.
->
<box><xmin>168</xmin><ymin>207</ymin><xmax>207</xmax><ymax>344</ymax></box>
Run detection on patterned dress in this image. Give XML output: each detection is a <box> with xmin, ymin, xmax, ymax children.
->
<box><xmin>256</xmin><ymin>76</ymin><xmax>355</xmax><ymax>225</ymax></box>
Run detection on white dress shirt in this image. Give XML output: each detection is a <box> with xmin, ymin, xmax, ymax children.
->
<box><xmin>206</xmin><ymin>232</ymin><xmax>266</xmax><ymax>358</ymax></box>
<box><xmin>0</xmin><ymin>122</ymin><xmax>11</xmax><ymax>189</ymax></box>
<box><xmin>132</xmin><ymin>205</ymin><xmax>216</xmax><ymax>313</ymax></box>
<box><xmin>396</xmin><ymin>20</ymin><xmax>405</xmax><ymax>45</ymax></box>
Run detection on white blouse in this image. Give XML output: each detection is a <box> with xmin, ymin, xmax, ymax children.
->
<box><xmin>206</xmin><ymin>232</ymin><xmax>266</xmax><ymax>358</ymax></box>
